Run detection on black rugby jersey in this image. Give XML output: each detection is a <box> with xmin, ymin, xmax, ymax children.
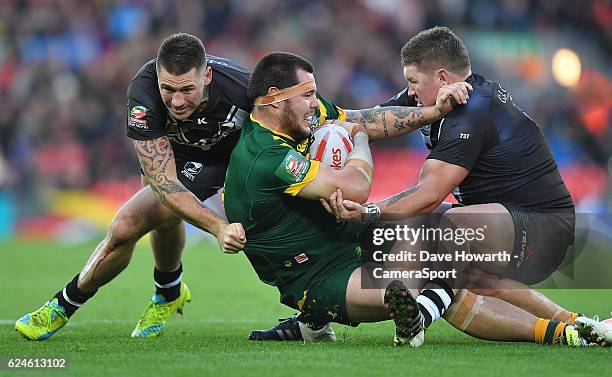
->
<box><xmin>126</xmin><ymin>56</ymin><xmax>251</xmax><ymax>165</ymax></box>
<box><xmin>381</xmin><ymin>74</ymin><xmax>573</xmax><ymax>211</ymax></box>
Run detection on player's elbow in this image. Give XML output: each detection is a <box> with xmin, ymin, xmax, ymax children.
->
<box><xmin>151</xmin><ymin>185</ymin><xmax>170</xmax><ymax>206</ymax></box>
<box><xmin>339</xmin><ymin>177</ymin><xmax>371</xmax><ymax>204</ymax></box>
<box><xmin>419</xmin><ymin>189</ymin><xmax>443</xmax><ymax>214</ymax></box>
<box><xmin>350</xmin><ymin>183</ymin><xmax>371</xmax><ymax>204</ymax></box>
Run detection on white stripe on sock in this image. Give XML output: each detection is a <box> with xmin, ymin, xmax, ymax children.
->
<box><xmin>62</xmin><ymin>288</ymin><xmax>83</xmax><ymax>307</ymax></box>
<box><xmin>416</xmin><ymin>294</ymin><xmax>440</xmax><ymax>321</ymax></box>
<box><xmin>154</xmin><ymin>272</ymin><xmax>183</xmax><ymax>289</ymax></box>
<box><xmin>430</xmin><ymin>288</ymin><xmax>452</xmax><ymax>308</ymax></box>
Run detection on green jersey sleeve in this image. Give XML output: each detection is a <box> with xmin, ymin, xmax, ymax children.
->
<box><xmin>250</xmin><ymin>144</ymin><xmax>321</xmax><ymax>197</ymax></box>
<box><xmin>315</xmin><ymin>93</ymin><xmax>346</xmax><ymax>124</ymax></box>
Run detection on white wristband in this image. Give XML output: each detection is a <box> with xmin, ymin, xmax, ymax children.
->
<box><xmin>362</xmin><ymin>203</ymin><xmax>381</xmax><ymax>223</ymax></box>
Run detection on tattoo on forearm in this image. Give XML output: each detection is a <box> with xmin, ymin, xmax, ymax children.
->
<box><xmin>134</xmin><ymin>138</ymin><xmax>189</xmax><ymax>200</ymax></box>
<box><xmin>383</xmin><ymin>113</ymin><xmax>389</xmax><ymax>138</ymax></box>
<box><xmin>346</xmin><ymin>107</ymin><xmax>426</xmax><ymax>138</ymax></box>
<box><xmin>158</xmin><ymin>179</ymin><xmax>189</xmax><ymax>196</ymax></box>
<box><xmin>345</xmin><ymin>108</ymin><xmax>376</xmax><ymax>127</ymax></box>
<box><xmin>384</xmin><ymin>187</ymin><xmax>419</xmax><ymax>207</ymax></box>
<box><xmin>394</xmin><ymin>119</ymin><xmax>406</xmax><ymax>132</ymax></box>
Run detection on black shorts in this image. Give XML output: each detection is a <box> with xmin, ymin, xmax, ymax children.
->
<box><xmin>140</xmin><ymin>158</ymin><xmax>227</xmax><ymax>202</ymax></box>
<box><xmin>502</xmin><ymin>204</ymin><xmax>575</xmax><ymax>285</ymax></box>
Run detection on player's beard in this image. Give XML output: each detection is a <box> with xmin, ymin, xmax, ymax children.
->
<box><xmin>280</xmin><ymin>103</ymin><xmax>310</xmax><ymax>140</ymax></box>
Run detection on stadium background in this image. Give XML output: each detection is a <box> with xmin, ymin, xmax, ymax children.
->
<box><xmin>0</xmin><ymin>0</ymin><xmax>609</xmax><ymax>243</ymax></box>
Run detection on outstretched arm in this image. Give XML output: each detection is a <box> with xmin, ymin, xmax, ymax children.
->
<box><xmin>344</xmin><ymin>82</ymin><xmax>472</xmax><ymax>142</ymax></box>
<box><xmin>133</xmin><ymin>137</ymin><xmax>246</xmax><ymax>252</ymax></box>
<box><xmin>326</xmin><ymin>159</ymin><xmax>468</xmax><ymax>222</ymax></box>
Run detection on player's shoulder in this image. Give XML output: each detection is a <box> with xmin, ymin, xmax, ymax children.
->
<box><xmin>245</xmin><ymin>140</ymin><xmax>295</xmax><ymax>179</ymax></box>
<box><xmin>315</xmin><ymin>93</ymin><xmax>344</xmax><ymax>122</ymax></box>
<box><xmin>208</xmin><ymin>54</ymin><xmax>249</xmax><ymax>71</ymax></box>
<box><xmin>208</xmin><ymin>55</ymin><xmax>250</xmax><ymax>84</ymax></box>
<box><xmin>463</xmin><ymin>73</ymin><xmax>498</xmax><ymax>109</ymax></box>
<box><xmin>127</xmin><ymin>59</ymin><xmax>162</xmax><ymax>104</ymax></box>
<box><xmin>126</xmin><ymin>59</ymin><xmax>166</xmax><ymax>123</ymax></box>
<box><xmin>207</xmin><ymin>55</ymin><xmax>251</xmax><ymax>110</ymax></box>
<box><xmin>241</xmin><ymin>116</ymin><xmax>291</xmax><ymax>152</ymax></box>
<box><xmin>445</xmin><ymin>74</ymin><xmax>496</xmax><ymax>123</ymax></box>
<box><xmin>129</xmin><ymin>59</ymin><xmax>158</xmax><ymax>87</ymax></box>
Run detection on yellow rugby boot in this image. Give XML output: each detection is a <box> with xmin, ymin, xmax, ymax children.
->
<box><xmin>131</xmin><ymin>282</ymin><xmax>191</xmax><ymax>337</ymax></box>
<box><xmin>15</xmin><ymin>299</ymin><xmax>68</xmax><ymax>341</ymax></box>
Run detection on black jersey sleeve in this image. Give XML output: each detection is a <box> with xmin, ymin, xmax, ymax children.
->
<box><xmin>426</xmin><ymin>105</ymin><xmax>493</xmax><ymax>170</ymax></box>
<box><xmin>126</xmin><ymin>66</ymin><xmax>167</xmax><ymax>141</ymax></box>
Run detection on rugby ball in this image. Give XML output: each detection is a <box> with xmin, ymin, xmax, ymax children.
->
<box><xmin>310</xmin><ymin>124</ymin><xmax>353</xmax><ymax>169</ymax></box>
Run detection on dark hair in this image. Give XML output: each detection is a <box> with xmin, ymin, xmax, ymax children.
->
<box><xmin>400</xmin><ymin>26</ymin><xmax>470</xmax><ymax>75</ymax></box>
<box><xmin>247</xmin><ymin>52</ymin><xmax>314</xmax><ymax>101</ymax></box>
<box><xmin>156</xmin><ymin>33</ymin><xmax>206</xmax><ymax>75</ymax></box>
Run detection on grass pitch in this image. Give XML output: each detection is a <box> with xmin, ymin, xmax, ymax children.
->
<box><xmin>1</xmin><ymin>240</ymin><xmax>610</xmax><ymax>377</ymax></box>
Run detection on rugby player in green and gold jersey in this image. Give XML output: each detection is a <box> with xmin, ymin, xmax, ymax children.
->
<box><xmin>225</xmin><ymin>52</ymin><xmax>608</xmax><ymax>347</ymax></box>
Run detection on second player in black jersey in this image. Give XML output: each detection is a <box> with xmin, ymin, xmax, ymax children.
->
<box><xmin>334</xmin><ymin>27</ymin><xmax>575</xmax><ymax>287</ymax></box>
<box><xmin>380</xmin><ymin>75</ymin><xmax>573</xmax><ymax>213</ymax></box>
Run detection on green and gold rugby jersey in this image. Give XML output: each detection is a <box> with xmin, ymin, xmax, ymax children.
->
<box><xmin>224</xmin><ymin>94</ymin><xmax>360</xmax><ymax>309</ymax></box>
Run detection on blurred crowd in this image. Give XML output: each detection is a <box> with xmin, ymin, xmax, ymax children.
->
<box><xmin>0</xmin><ymin>0</ymin><xmax>610</xmax><ymax>234</ymax></box>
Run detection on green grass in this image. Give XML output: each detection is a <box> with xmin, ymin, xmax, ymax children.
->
<box><xmin>0</xmin><ymin>240</ymin><xmax>610</xmax><ymax>377</ymax></box>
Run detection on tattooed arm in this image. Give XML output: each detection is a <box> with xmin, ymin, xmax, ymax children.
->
<box><xmin>325</xmin><ymin>159</ymin><xmax>468</xmax><ymax>223</ymax></box>
<box><xmin>343</xmin><ymin>81</ymin><xmax>472</xmax><ymax>142</ymax></box>
<box><xmin>133</xmin><ymin>137</ymin><xmax>246</xmax><ymax>252</ymax></box>
<box><xmin>344</xmin><ymin>106</ymin><xmax>428</xmax><ymax>142</ymax></box>
<box><xmin>370</xmin><ymin>159</ymin><xmax>466</xmax><ymax>221</ymax></box>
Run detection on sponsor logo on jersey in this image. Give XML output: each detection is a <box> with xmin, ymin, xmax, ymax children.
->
<box><xmin>181</xmin><ymin>161</ymin><xmax>204</xmax><ymax>181</ymax></box>
<box><xmin>285</xmin><ymin>155</ymin><xmax>308</xmax><ymax>179</ymax></box>
<box><xmin>129</xmin><ymin>106</ymin><xmax>148</xmax><ymax>130</ymax></box>
<box><xmin>275</xmin><ymin>150</ymin><xmax>311</xmax><ymax>185</ymax></box>
<box><xmin>130</xmin><ymin>106</ymin><xmax>147</xmax><ymax>118</ymax></box>
<box><xmin>294</xmin><ymin>253</ymin><xmax>309</xmax><ymax>264</ymax></box>
<box><xmin>286</xmin><ymin>155</ymin><xmax>299</xmax><ymax>175</ymax></box>
<box><xmin>128</xmin><ymin>118</ymin><xmax>148</xmax><ymax>129</ymax></box>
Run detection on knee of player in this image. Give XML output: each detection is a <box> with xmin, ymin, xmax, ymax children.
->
<box><xmin>468</xmin><ymin>287</ymin><xmax>503</xmax><ymax>298</ymax></box>
<box><xmin>440</xmin><ymin>207</ymin><xmax>465</xmax><ymax>226</ymax></box>
<box><xmin>107</xmin><ymin>217</ymin><xmax>142</xmax><ymax>246</ymax></box>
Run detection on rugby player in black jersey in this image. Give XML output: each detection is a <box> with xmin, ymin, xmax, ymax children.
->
<box><xmin>15</xmin><ymin>33</ymin><xmax>251</xmax><ymax>340</ymax></box>
<box><xmin>323</xmin><ymin>26</ymin><xmax>608</xmax><ymax>346</ymax></box>
<box><xmin>15</xmin><ymin>32</ymin><xmax>471</xmax><ymax>341</ymax></box>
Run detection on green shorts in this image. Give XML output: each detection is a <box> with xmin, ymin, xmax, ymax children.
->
<box><xmin>298</xmin><ymin>258</ymin><xmax>362</xmax><ymax>327</ymax></box>
<box><xmin>283</xmin><ymin>222</ymin><xmax>388</xmax><ymax>327</ymax></box>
